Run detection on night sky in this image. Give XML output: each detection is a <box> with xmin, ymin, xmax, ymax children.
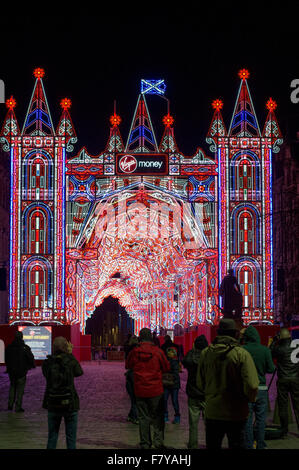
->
<box><xmin>0</xmin><ymin>10</ymin><xmax>299</xmax><ymax>157</ymax></box>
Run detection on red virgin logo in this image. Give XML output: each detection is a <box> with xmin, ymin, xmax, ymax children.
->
<box><xmin>119</xmin><ymin>155</ymin><xmax>137</xmax><ymax>173</ymax></box>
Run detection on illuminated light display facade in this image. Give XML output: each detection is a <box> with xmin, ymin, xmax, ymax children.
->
<box><xmin>1</xmin><ymin>71</ymin><xmax>282</xmax><ymax>333</ymax></box>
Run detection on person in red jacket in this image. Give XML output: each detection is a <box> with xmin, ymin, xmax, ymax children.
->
<box><xmin>126</xmin><ymin>327</ymin><xmax>170</xmax><ymax>449</ymax></box>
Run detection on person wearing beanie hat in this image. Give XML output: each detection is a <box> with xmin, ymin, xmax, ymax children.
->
<box><xmin>197</xmin><ymin>318</ymin><xmax>259</xmax><ymax>449</ymax></box>
<box><xmin>126</xmin><ymin>328</ymin><xmax>170</xmax><ymax>449</ymax></box>
<box><xmin>182</xmin><ymin>334</ymin><xmax>208</xmax><ymax>448</ymax></box>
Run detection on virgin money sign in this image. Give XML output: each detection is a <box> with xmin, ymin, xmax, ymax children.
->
<box><xmin>116</xmin><ymin>153</ymin><xmax>168</xmax><ymax>176</ymax></box>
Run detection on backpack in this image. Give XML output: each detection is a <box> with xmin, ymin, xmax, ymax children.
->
<box><xmin>47</xmin><ymin>355</ymin><xmax>73</xmax><ymax>412</ymax></box>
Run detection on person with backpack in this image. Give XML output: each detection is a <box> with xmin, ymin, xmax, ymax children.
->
<box><xmin>5</xmin><ymin>330</ymin><xmax>35</xmax><ymax>412</ymax></box>
<box><xmin>42</xmin><ymin>336</ymin><xmax>83</xmax><ymax>449</ymax></box>
<box><xmin>182</xmin><ymin>334</ymin><xmax>208</xmax><ymax>448</ymax></box>
<box><xmin>197</xmin><ymin>318</ymin><xmax>259</xmax><ymax>449</ymax></box>
<box><xmin>163</xmin><ymin>346</ymin><xmax>181</xmax><ymax>424</ymax></box>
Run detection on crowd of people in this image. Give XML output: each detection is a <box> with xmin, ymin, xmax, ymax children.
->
<box><xmin>3</xmin><ymin>318</ymin><xmax>299</xmax><ymax>450</ymax></box>
<box><xmin>124</xmin><ymin>321</ymin><xmax>299</xmax><ymax>450</ymax></box>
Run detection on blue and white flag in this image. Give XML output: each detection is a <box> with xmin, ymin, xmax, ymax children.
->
<box><xmin>141</xmin><ymin>79</ymin><xmax>166</xmax><ymax>96</ymax></box>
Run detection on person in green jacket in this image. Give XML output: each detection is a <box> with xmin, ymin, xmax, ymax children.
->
<box><xmin>242</xmin><ymin>325</ymin><xmax>275</xmax><ymax>449</ymax></box>
<box><xmin>197</xmin><ymin>318</ymin><xmax>259</xmax><ymax>449</ymax></box>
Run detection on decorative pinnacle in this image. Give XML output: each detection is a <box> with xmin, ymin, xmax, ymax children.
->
<box><xmin>60</xmin><ymin>98</ymin><xmax>72</xmax><ymax>110</ymax></box>
<box><xmin>266</xmin><ymin>97</ymin><xmax>277</xmax><ymax>111</ymax></box>
<box><xmin>33</xmin><ymin>68</ymin><xmax>45</xmax><ymax>79</ymax></box>
<box><xmin>212</xmin><ymin>99</ymin><xmax>223</xmax><ymax>111</ymax></box>
<box><xmin>6</xmin><ymin>95</ymin><xmax>16</xmax><ymax>110</ymax></box>
<box><xmin>109</xmin><ymin>113</ymin><xmax>121</xmax><ymax>127</ymax></box>
<box><xmin>162</xmin><ymin>113</ymin><xmax>174</xmax><ymax>127</ymax></box>
<box><xmin>238</xmin><ymin>68</ymin><xmax>250</xmax><ymax>80</ymax></box>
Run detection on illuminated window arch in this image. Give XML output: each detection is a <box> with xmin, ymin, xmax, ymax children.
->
<box><xmin>21</xmin><ymin>257</ymin><xmax>53</xmax><ymax>309</ymax></box>
<box><xmin>232</xmin><ymin>258</ymin><xmax>261</xmax><ymax>309</ymax></box>
<box><xmin>22</xmin><ymin>151</ymin><xmax>53</xmax><ymax>200</ymax></box>
<box><xmin>230</xmin><ymin>204</ymin><xmax>261</xmax><ymax>254</ymax></box>
<box><xmin>22</xmin><ymin>203</ymin><xmax>53</xmax><ymax>254</ymax></box>
<box><xmin>230</xmin><ymin>151</ymin><xmax>261</xmax><ymax>201</ymax></box>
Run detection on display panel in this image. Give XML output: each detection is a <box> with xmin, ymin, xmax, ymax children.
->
<box><xmin>18</xmin><ymin>326</ymin><xmax>52</xmax><ymax>360</ymax></box>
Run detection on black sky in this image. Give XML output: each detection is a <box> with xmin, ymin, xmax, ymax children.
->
<box><xmin>1</xmin><ymin>10</ymin><xmax>299</xmax><ymax>156</ymax></box>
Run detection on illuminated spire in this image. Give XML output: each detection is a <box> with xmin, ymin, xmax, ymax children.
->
<box><xmin>228</xmin><ymin>69</ymin><xmax>260</xmax><ymax>137</ymax></box>
<box><xmin>106</xmin><ymin>109</ymin><xmax>124</xmax><ymax>153</ymax></box>
<box><xmin>159</xmin><ymin>113</ymin><xmax>178</xmax><ymax>153</ymax></box>
<box><xmin>22</xmin><ymin>68</ymin><xmax>54</xmax><ymax>136</ymax></box>
<box><xmin>262</xmin><ymin>97</ymin><xmax>282</xmax><ymax>151</ymax></box>
<box><xmin>0</xmin><ymin>95</ymin><xmax>20</xmax><ymax>145</ymax></box>
<box><xmin>206</xmin><ymin>99</ymin><xmax>227</xmax><ymax>151</ymax></box>
<box><xmin>56</xmin><ymin>97</ymin><xmax>77</xmax><ymax>150</ymax></box>
<box><xmin>126</xmin><ymin>94</ymin><xmax>158</xmax><ymax>152</ymax></box>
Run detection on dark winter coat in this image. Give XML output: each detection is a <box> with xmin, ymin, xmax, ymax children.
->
<box><xmin>5</xmin><ymin>338</ymin><xmax>35</xmax><ymax>379</ymax></box>
<box><xmin>42</xmin><ymin>352</ymin><xmax>83</xmax><ymax>412</ymax></box>
<box><xmin>126</xmin><ymin>341</ymin><xmax>170</xmax><ymax>398</ymax></box>
<box><xmin>197</xmin><ymin>335</ymin><xmax>259</xmax><ymax>421</ymax></box>
<box><xmin>242</xmin><ymin>326</ymin><xmax>275</xmax><ymax>387</ymax></box>
<box><xmin>219</xmin><ymin>274</ymin><xmax>242</xmax><ymax>312</ymax></box>
<box><xmin>165</xmin><ymin>356</ymin><xmax>180</xmax><ymax>390</ymax></box>
<box><xmin>182</xmin><ymin>335</ymin><xmax>208</xmax><ymax>399</ymax></box>
<box><xmin>270</xmin><ymin>337</ymin><xmax>299</xmax><ymax>380</ymax></box>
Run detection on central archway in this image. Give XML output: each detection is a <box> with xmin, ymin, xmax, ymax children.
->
<box><xmin>85</xmin><ymin>295</ymin><xmax>134</xmax><ymax>350</ymax></box>
<box><xmin>65</xmin><ymin>185</ymin><xmax>217</xmax><ymax>334</ymax></box>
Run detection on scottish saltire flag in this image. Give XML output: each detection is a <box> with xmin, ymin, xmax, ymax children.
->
<box><xmin>141</xmin><ymin>79</ymin><xmax>166</xmax><ymax>95</ymax></box>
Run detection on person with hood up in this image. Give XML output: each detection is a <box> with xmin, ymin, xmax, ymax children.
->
<box><xmin>182</xmin><ymin>334</ymin><xmax>208</xmax><ymax>449</ymax></box>
<box><xmin>242</xmin><ymin>325</ymin><xmax>275</xmax><ymax>449</ymax></box>
<box><xmin>270</xmin><ymin>327</ymin><xmax>299</xmax><ymax>437</ymax></box>
<box><xmin>5</xmin><ymin>330</ymin><xmax>35</xmax><ymax>412</ymax></box>
<box><xmin>126</xmin><ymin>328</ymin><xmax>170</xmax><ymax>449</ymax></box>
<box><xmin>197</xmin><ymin>318</ymin><xmax>259</xmax><ymax>449</ymax></box>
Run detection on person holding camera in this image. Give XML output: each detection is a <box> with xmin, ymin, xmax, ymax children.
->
<box><xmin>270</xmin><ymin>328</ymin><xmax>299</xmax><ymax>437</ymax></box>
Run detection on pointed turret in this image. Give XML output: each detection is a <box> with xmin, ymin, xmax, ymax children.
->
<box><xmin>0</xmin><ymin>96</ymin><xmax>20</xmax><ymax>146</ymax></box>
<box><xmin>22</xmin><ymin>68</ymin><xmax>54</xmax><ymax>136</ymax></box>
<box><xmin>126</xmin><ymin>94</ymin><xmax>158</xmax><ymax>153</ymax></box>
<box><xmin>106</xmin><ymin>111</ymin><xmax>124</xmax><ymax>153</ymax></box>
<box><xmin>206</xmin><ymin>99</ymin><xmax>227</xmax><ymax>152</ymax></box>
<box><xmin>262</xmin><ymin>98</ymin><xmax>283</xmax><ymax>152</ymax></box>
<box><xmin>56</xmin><ymin>97</ymin><xmax>77</xmax><ymax>151</ymax></box>
<box><xmin>159</xmin><ymin>113</ymin><xmax>178</xmax><ymax>153</ymax></box>
<box><xmin>228</xmin><ymin>69</ymin><xmax>260</xmax><ymax>137</ymax></box>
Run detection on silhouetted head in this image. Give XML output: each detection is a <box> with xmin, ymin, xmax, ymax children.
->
<box><xmin>139</xmin><ymin>328</ymin><xmax>153</xmax><ymax>342</ymax></box>
<box><xmin>228</xmin><ymin>268</ymin><xmax>234</xmax><ymax>276</ymax></box>
<box><xmin>280</xmin><ymin>328</ymin><xmax>291</xmax><ymax>340</ymax></box>
<box><xmin>194</xmin><ymin>334</ymin><xmax>208</xmax><ymax>350</ymax></box>
<box><xmin>15</xmin><ymin>331</ymin><xmax>23</xmax><ymax>340</ymax></box>
<box><xmin>217</xmin><ymin>318</ymin><xmax>238</xmax><ymax>338</ymax></box>
<box><xmin>164</xmin><ymin>335</ymin><xmax>172</xmax><ymax>343</ymax></box>
<box><xmin>53</xmin><ymin>336</ymin><xmax>69</xmax><ymax>354</ymax></box>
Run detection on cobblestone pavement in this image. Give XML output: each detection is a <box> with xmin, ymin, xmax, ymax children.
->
<box><xmin>0</xmin><ymin>361</ymin><xmax>298</xmax><ymax>450</ymax></box>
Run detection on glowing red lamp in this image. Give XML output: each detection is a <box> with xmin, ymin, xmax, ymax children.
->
<box><xmin>212</xmin><ymin>99</ymin><xmax>223</xmax><ymax>111</ymax></box>
<box><xmin>110</xmin><ymin>113</ymin><xmax>122</xmax><ymax>127</ymax></box>
<box><xmin>33</xmin><ymin>68</ymin><xmax>45</xmax><ymax>79</ymax></box>
<box><xmin>266</xmin><ymin>97</ymin><xmax>277</xmax><ymax>111</ymax></box>
<box><xmin>6</xmin><ymin>96</ymin><xmax>16</xmax><ymax>110</ymax></box>
<box><xmin>60</xmin><ymin>98</ymin><xmax>72</xmax><ymax>110</ymax></box>
<box><xmin>238</xmin><ymin>68</ymin><xmax>250</xmax><ymax>80</ymax></box>
<box><xmin>162</xmin><ymin>113</ymin><xmax>174</xmax><ymax>127</ymax></box>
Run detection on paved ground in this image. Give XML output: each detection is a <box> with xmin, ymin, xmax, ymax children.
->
<box><xmin>0</xmin><ymin>360</ymin><xmax>298</xmax><ymax>450</ymax></box>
